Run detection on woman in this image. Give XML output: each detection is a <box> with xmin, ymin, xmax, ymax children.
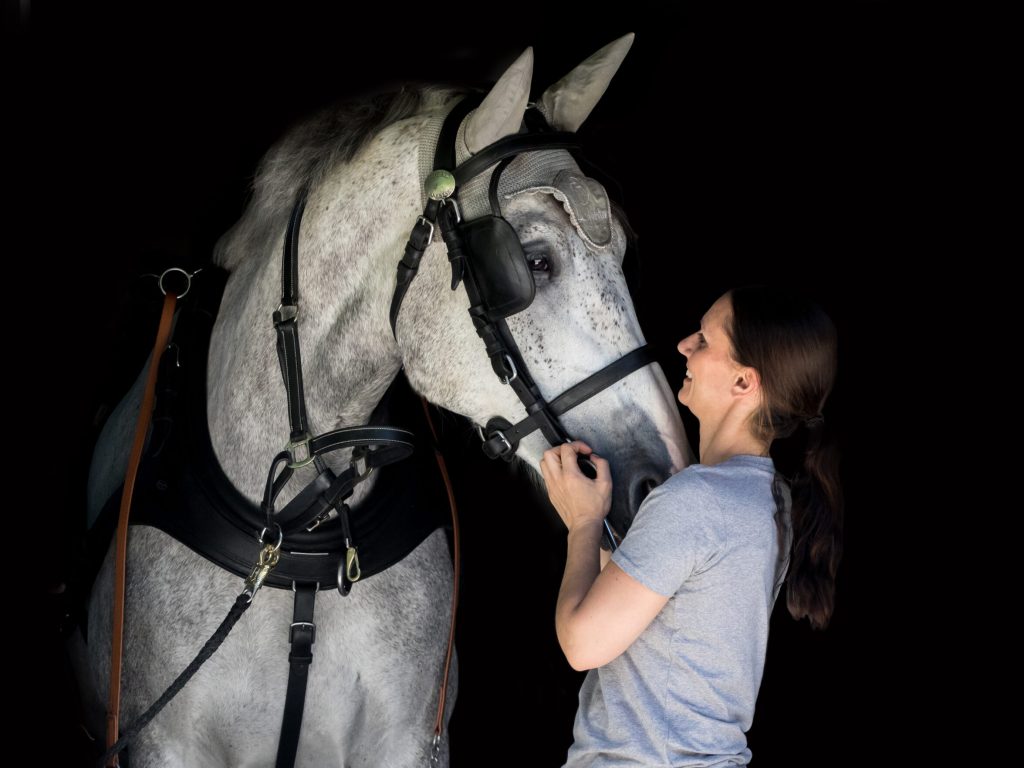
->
<box><xmin>541</xmin><ymin>285</ymin><xmax>842</xmax><ymax>767</ymax></box>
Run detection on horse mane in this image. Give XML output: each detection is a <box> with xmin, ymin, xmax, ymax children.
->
<box><xmin>214</xmin><ymin>83</ymin><xmax>474</xmax><ymax>271</ymax></box>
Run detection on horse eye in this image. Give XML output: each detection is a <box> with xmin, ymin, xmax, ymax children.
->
<box><xmin>527</xmin><ymin>256</ymin><xmax>551</xmax><ymax>272</ymax></box>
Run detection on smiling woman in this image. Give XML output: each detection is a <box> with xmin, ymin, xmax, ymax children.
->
<box><xmin>20</xmin><ymin>7</ymin><xmax>876</xmax><ymax>767</ymax></box>
<box><xmin>542</xmin><ymin>285</ymin><xmax>841</xmax><ymax>767</ymax></box>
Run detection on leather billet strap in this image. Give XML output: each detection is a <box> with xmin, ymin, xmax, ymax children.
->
<box><xmin>389</xmin><ymin>202</ymin><xmax>440</xmax><ymax>337</ymax></box>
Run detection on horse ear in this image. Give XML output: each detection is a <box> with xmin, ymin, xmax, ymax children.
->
<box><xmin>537</xmin><ymin>33</ymin><xmax>635</xmax><ymax>133</ymax></box>
<box><xmin>464</xmin><ymin>47</ymin><xmax>534</xmax><ymax>154</ymax></box>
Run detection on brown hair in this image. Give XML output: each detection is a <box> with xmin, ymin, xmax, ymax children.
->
<box><xmin>726</xmin><ymin>285</ymin><xmax>842</xmax><ymax>630</ymax></box>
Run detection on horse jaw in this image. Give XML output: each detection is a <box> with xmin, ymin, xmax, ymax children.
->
<box><xmin>464</xmin><ymin>47</ymin><xmax>534</xmax><ymax>153</ymax></box>
<box><xmin>537</xmin><ymin>33</ymin><xmax>635</xmax><ymax>132</ymax></box>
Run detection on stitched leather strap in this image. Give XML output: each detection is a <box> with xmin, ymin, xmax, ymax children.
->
<box><xmin>420</xmin><ymin>398</ymin><xmax>460</xmax><ymax>755</ymax></box>
<box><xmin>480</xmin><ymin>345</ymin><xmax>656</xmax><ymax>458</ymax></box>
<box><xmin>106</xmin><ymin>291</ymin><xmax>178</xmax><ymax>766</ymax></box>
<box><xmin>276</xmin><ymin>584</ymin><xmax>317</xmax><ymax>768</ymax></box>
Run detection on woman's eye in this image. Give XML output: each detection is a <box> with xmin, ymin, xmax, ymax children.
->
<box><xmin>697</xmin><ymin>333</ymin><xmax>706</xmax><ymax>346</ymax></box>
<box><xmin>528</xmin><ymin>256</ymin><xmax>551</xmax><ymax>273</ymax></box>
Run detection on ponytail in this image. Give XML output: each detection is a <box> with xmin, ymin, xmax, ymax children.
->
<box><xmin>727</xmin><ymin>284</ymin><xmax>842</xmax><ymax>630</ymax></box>
<box><xmin>781</xmin><ymin>418</ymin><xmax>843</xmax><ymax>630</ymax></box>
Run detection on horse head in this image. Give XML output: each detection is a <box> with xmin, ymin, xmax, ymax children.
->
<box><xmin>393</xmin><ymin>36</ymin><xmax>691</xmax><ymax>526</ymax></box>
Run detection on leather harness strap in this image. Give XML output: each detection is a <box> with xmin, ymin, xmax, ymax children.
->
<box><xmin>421</xmin><ymin>397</ymin><xmax>461</xmax><ymax>761</ymax></box>
<box><xmin>106</xmin><ymin>290</ymin><xmax>179</xmax><ymax>767</ymax></box>
<box><xmin>277</xmin><ymin>584</ymin><xmax>317</xmax><ymax>767</ymax></box>
<box><xmin>479</xmin><ymin>345</ymin><xmax>657</xmax><ymax>459</ymax></box>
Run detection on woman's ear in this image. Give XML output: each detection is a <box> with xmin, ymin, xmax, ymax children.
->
<box><xmin>732</xmin><ymin>365</ymin><xmax>761</xmax><ymax>400</ymax></box>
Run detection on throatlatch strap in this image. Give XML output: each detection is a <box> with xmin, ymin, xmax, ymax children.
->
<box><xmin>276</xmin><ymin>584</ymin><xmax>317</xmax><ymax>768</ymax></box>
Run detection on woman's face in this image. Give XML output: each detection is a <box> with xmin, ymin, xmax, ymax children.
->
<box><xmin>676</xmin><ymin>294</ymin><xmax>742</xmax><ymax>422</ymax></box>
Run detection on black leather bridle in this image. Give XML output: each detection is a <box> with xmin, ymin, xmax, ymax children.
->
<box><xmin>390</xmin><ymin>93</ymin><xmax>654</xmax><ymax>549</ymax></box>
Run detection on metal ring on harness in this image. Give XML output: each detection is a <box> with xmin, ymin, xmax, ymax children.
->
<box><xmin>158</xmin><ymin>266</ymin><xmax>200</xmax><ymax>299</ymax></box>
<box><xmin>258</xmin><ymin>524</ymin><xmax>284</xmax><ymax>552</ymax></box>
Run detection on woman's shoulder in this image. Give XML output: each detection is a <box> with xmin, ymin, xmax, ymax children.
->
<box><xmin>665</xmin><ymin>455</ymin><xmax>775</xmax><ymax>489</ymax></box>
<box><xmin>643</xmin><ymin>456</ymin><xmax>777</xmax><ymax>520</ymax></box>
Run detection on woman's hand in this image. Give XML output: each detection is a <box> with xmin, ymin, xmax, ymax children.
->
<box><xmin>540</xmin><ymin>441</ymin><xmax>612</xmax><ymax>533</ymax></box>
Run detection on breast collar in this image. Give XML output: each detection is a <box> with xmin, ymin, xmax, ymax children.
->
<box><xmin>88</xmin><ymin>266</ymin><xmax>448</xmax><ymax>591</ymax></box>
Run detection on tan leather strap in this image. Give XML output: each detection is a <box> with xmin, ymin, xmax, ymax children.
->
<box><xmin>106</xmin><ymin>292</ymin><xmax>178</xmax><ymax>766</ymax></box>
<box><xmin>420</xmin><ymin>398</ymin><xmax>461</xmax><ymax>746</ymax></box>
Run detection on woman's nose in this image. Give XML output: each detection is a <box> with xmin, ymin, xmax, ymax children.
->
<box><xmin>677</xmin><ymin>333</ymin><xmax>696</xmax><ymax>357</ymax></box>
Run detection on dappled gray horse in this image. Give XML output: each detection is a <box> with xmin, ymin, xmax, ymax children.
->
<box><xmin>73</xmin><ymin>34</ymin><xmax>690</xmax><ymax>767</ymax></box>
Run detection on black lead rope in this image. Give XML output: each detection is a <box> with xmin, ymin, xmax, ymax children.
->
<box><xmin>95</xmin><ymin>593</ymin><xmax>254</xmax><ymax>768</ymax></box>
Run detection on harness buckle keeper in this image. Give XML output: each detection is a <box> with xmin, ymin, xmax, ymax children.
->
<box><xmin>286</xmin><ymin>434</ymin><xmax>315</xmax><ymax>469</ymax></box>
<box><xmin>275</xmin><ymin>303</ymin><xmax>299</xmax><ymax>324</ymax></box>
<box><xmin>352</xmin><ymin>447</ymin><xmax>373</xmax><ymax>480</ymax></box>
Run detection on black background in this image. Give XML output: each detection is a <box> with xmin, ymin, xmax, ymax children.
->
<box><xmin>10</xmin><ymin>4</ymin><xmax>898</xmax><ymax>766</ymax></box>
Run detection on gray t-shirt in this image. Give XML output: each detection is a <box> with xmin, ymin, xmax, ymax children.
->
<box><xmin>563</xmin><ymin>455</ymin><xmax>792</xmax><ymax>768</ymax></box>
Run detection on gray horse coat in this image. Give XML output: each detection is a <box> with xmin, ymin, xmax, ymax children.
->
<box><xmin>73</xmin><ymin>34</ymin><xmax>690</xmax><ymax>767</ymax></box>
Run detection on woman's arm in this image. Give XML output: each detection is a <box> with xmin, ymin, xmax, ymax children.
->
<box><xmin>542</xmin><ymin>443</ymin><xmax>670</xmax><ymax>671</ymax></box>
<box><xmin>555</xmin><ymin>523</ymin><xmax>669</xmax><ymax>670</ymax></box>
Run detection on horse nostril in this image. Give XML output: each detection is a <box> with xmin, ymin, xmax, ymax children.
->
<box><xmin>577</xmin><ymin>454</ymin><xmax>598</xmax><ymax>479</ymax></box>
<box><xmin>629</xmin><ymin>476</ymin><xmax>660</xmax><ymax>517</ymax></box>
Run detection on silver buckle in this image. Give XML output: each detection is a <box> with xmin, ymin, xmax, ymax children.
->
<box><xmin>353</xmin><ymin>451</ymin><xmax>373</xmax><ymax>479</ymax></box>
<box><xmin>286</xmin><ymin>434</ymin><xmax>315</xmax><ymax>469</ymax></box>
<box><xmin>276</xmin><ymin>303</ymin><xmax>299</xmax><ymax>322</ymax></box>
<box><xmin>440</xmin><ymin>197</ymin><xmax>462</xmax><ymax>224</ymax></box>
<box><xmin>416</xmin><ymin>215</ymin><xmax>435</xmax><ymax>245</ymax></box>
<box><xmin>500</xmin><ymin>354</ymin><xmax>518</xmax><ymax>385</ymax></box>
<box><xmin>289</xmin><ymin>620</ymin><xmax>316</xmax><ymax>644</ymax></box>
<box><xmin>492</xmin><ymin>430</ymin><xmax>513</xmax><ymax>455</ymax></box>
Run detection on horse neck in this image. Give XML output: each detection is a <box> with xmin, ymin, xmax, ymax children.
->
<box><xmin>207</xmin><ymin>151</ymin><xmax>422</xmax><ymax>503</ymax></box>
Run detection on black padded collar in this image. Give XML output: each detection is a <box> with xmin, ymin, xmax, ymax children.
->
<box><xmin>90</xmin><ymin>267</ymin><xmax>447</xmax><ymax>590</ymax></box>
